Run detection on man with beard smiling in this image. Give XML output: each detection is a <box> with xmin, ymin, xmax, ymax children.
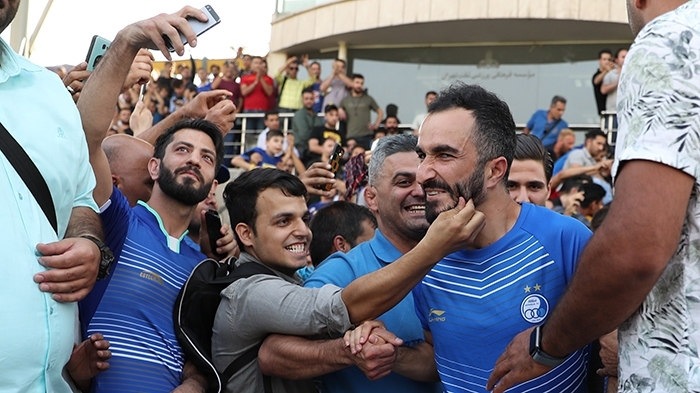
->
<box><xmin>347</xmin><ymin>82</ymin><xmax>592</xmax><ymax>392</ymax></box>
<box><xmin>256</xmin><ymin>134</ymin><xmax>442</xmax><ymax>393</ymax></box>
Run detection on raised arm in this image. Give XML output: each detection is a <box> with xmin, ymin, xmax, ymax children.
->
<box><xmin>342</xmin><ymin>198</ymin><xmax>485</xmax><ymax>323</ymax></box>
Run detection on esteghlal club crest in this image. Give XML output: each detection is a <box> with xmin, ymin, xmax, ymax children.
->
<box><xmin>521</xmin><ymin>294</ymin><xmax>549</xmax><ymax>324</ymax></box>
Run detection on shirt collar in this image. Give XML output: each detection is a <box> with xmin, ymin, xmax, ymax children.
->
<box><xmin>135</xmin><ymin>201</ymin><xmax>189</xmax><ymax>253</ymax></box>
<box><xmin>368</xmin><ymin>230</ymin><xmax>404</xmax><ymax>263</ymax></box>
<box><xmin>0</xmin><ymin>37</ymin><xmax>43</xmax><ymax>83</ymax></box>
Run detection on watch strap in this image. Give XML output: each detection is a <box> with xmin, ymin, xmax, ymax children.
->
<box><xmin>80</xmin><ymin>235</ymin><xmax>114</xmax><ymax>281</ymax></box>
<box><xmin>529</xmin><ymin>325</ymin><xmax>568</xmax><ymax>367</ymax></box>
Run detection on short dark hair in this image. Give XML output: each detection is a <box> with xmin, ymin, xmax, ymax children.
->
<box><xmin>598</xmin><ymin>49</ymin><xmax>612</xmax><ymax>58</ymax></box>
<box><xmin>153</xmin><ymin>118</ymin><xmax>224</xmax><ymax>168</ymax></box>
<box><xmin>224</xmin><ymin>168</ymin><xmax>308</xmax><ymax>249</ymax></box>
<box><xmin>426</xmin><ymin>91</ymin><xmax>437</xmax><ymax>98</ymax></box>
<box><xmin>614</xmin><ymin>48</ymin><xmax>628</xmax><ymax>59</ymax></box>
<box><xmin>251</xmin><ymin>56</ymin><xmax>264</xmax><ymax>61</ymax></box>
<box><xmin>266</xmin><ymin>130</ymin><xmax>284</xmax><ymax>140</ymax></box>
<box><xmin>590</xmin><ymin>204</ymin><xmax>610</xmax><ymax>231</ymax></box>
<box><xmin>428</xmin><ymin>82</ymin><xmax>516</xmax><ymax>185</ymax></box>
<box><xmin>585</xmin><ymin>129</ymin><xmax>607</xmax><ymax>141</ymax></box>
<box><xmin>302</xmin><ymin>87</ymin><xmax>314</xmax><ymax>96</ymax></box>
<box><xmin>308</xmin><ymin>202</ymin><xmax>377</xmax><ymax>267</ymax></box>
<box><xmin>579</xmin><ymin>182</ymin><xmax>606</xmax><ymax>208</ymax></box>
<box><xmin>351</xmin><ymin>73</ymin><xmax>364</xmax><ymax>81</ymax></box>
<box><xmin>514</xmin><ymin>134</ymin><xmax>553</xmax><ymax>182</ymax></box>
<box><xmin>551</xmin><ymin>95</ymin><xmax>566</xmax><ymax>106</ymax></box>
<box><xmin>334</xmin><ymin>58</ymin><xmax>346</xmax><ymax>66</ymax></box>
<box><xmin>171</xmin><ymin>78</ymin><xmax>184</xmax><ymax>89</ymax></box>
<box><xmin>264</xmin><ymin>110</ymin><xmax>279</xmax><ymax>120</ymax></box>
<box><xmin>560</xmin><ymin>174</ymin><xmax>592</xmax><ymax>194</ymax></box>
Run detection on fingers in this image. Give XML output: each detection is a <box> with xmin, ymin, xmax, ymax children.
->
<box><xmin>367</xmin><ymin>328</ymin><xmax>403</xmax><ymax>347</ymax></box>
<box><xmin>344</xmin><ymin>320</ymin><xmax>386</xmax><ymax>354</ymax></box>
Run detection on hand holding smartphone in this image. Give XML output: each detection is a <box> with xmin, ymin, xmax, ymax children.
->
<box><xmin>316</xmin><ymin>143</ymin><xmax>345</xmax><ymax>192</ymax></box>
<box><xmin>85</xmin><ymin>35</ymin><xmax>111</xmax><ymax>71</ymax></box>
<box><xmin>164</xmin><ymin>5</ymin><xmax>221</xmax><ymax>52</ymax></box>
<box><xmin>204</xmin><ymin>209</ymin><xmax>226</xmax><ymax>259</ymax></box>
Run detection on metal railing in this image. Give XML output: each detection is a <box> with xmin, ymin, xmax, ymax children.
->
<box><xmin>225</xmin><ymin>113</ymin><xmax>619</xmax><ymax>165</ymax></box>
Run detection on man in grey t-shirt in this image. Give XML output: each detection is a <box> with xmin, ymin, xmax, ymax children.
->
<box><xmin>563</xmin><ymin>129</ymin><xmax>608</xmax><ymax>171</ymax></box>
<box><xmin>601</xmin><ymin>48</ymin><xmax>628</xmax><ymax>112</ymax></box>
<box><xmin>339</xmin><ymin>74</ymin><xmax>384</xmax><ymax>149</ymax></box>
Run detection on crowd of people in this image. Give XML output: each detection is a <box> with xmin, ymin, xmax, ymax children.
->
<box><xmin>2</xmin><ymin>0</ymin><xmax>699</xmax><ymax>393</ymax></box>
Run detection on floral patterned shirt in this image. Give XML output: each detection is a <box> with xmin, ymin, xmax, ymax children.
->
<box><xmin>613</xmin><ymin>1</ymin><xmax>700</xmax><ymax>391</ymax></box>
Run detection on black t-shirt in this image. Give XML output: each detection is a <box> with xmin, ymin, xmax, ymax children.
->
<box><xmin>309</xmin><ymin>126</ymin><xmax>345</xmax><ymax>146</ymax></box>
<box><xmin>592</xmin><ymin>70</ymin><xmax>607</xmax><ymax>115</ymax></box>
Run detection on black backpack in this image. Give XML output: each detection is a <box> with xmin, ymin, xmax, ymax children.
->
<box><xmin>173</xmin><ymin>257</ymin><xmax>275</xmax><ymax>393</ymax></box>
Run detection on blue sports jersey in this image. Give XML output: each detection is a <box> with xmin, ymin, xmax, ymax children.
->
<box><xmin>305</xmin><ymin>230</ymin><xmax>442</xmax><ymax>393</ymax></box>
<box><xmin>242</xmin><ymin>147</ymin><xmax>282</xmax><ymax>168</ymax></box>
<box><xmin>86</xmin><ymin>188</ymin><xmax>205</xmax><ymax>392</ymax></box>
<box><xmin>413</xmin><ymin>203</ymin><xmax>592</xmax><ymax>393</ymax></box>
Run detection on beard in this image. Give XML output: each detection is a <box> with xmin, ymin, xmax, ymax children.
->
<box><xmin>158</xmin><ymin>162</ymin><xmax>212</xmax><ymax>206</ymax></box>
<box><xmin>626</xmin><ymin>0</ymin><xmax>645</xmax><ymax>37</ymax></box>
<box><xmin>423</xmin><ymin>164</ymin><xmax>486</xmax><ymax>223</ymax></box>
<box><xmin>0</xmin><ymin>0</ymin><xmax>20</xmax><ymax>34</ymax></box>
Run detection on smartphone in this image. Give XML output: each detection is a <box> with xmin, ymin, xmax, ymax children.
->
<box><xmin>317</xmin><ymin>143</ymin><xmax>345</xmax><ymax>192</ymax></box>
<box><xmin>139</xmin><ymin>84</ymin><xmax>147</xmax><ymax>101</ymax></box>
<box><xmin>164</xmin><ymin>4</ymin><xmax>221</xmax><ymax>52</ymax></box>
<box><xmin>86</xmin><ymin>35</ymin><xmax>111</xmax><ymax>71</ymax></box>
<box><xmin>204</xmin><ymin>209</ymin><xmax>225</xmax><ymax>259</ymax></box>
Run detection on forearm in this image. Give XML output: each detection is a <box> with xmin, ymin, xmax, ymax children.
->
<box><xmin>137</xmin><ymin>108</ymin><xmax>187</xmax><ymax>145</ymax></box>
<box><xmin>550</xmin><ymin>165</ymin><xmax>598</xmax><ymax>190</ymax></box>
<box><xmin>241</xmin><ymin>83</ymin><xmax>256</xmax><ymax>97</ymax></box>
<box><xmin>258</xmin><ymin>335</ymin><xmax>351</xmax><ymax>380</ymax></box>
<box><xmin>392</xmin><ymin>342</ymin><xmax>439</xmax><ymax>382</ymax></box>
<box><xmin>600</xmin><ymin>82</ymin><xmax>617</xmax><ymax>95</ymax></box>
<box><xmin>65</xmin><ymin>207</ymin><xmax>104</xmax><ymax>240</ymax></box>
<box><xmin>342</xmin><ymin>242</ymin><xmax>439</xmax><ymax>323</ymax></box>
<box><xmin>260</xmin><ymin>78</ymin><xmax>273</xmax><ymax>96</ymax></box>
<box><xmin>541</xmin><ymin>162</ymin><xmax>692</xmax><ymax>357</ymax></box>
<box><xmin>78</xmin><ymin>31</ymin><xmax>139</xmax><ymax>148</ymax></box>
<box><xmin>231</xmin><ymin>156</ymin><xmax>253</xmax><ymax>170</ymax></box>
<box><xmin>308</xmin><ymin>141</ymin><xmax>323</xmax><ymax>155</ymax></box>
<box><xmin>374</xmin><ymin>109</ymin><xmax>384</xmax><ymax>127</ymax></box>
<box><xmin>291</xmin><ymin>153</ymin><xmax>306</xmax><ymax>175</ymax></box>
<box><xmin>337</xmin><ymin>73</ymin><xmax>353</xmax><ymax>88</ymax></box>
<box><xmin>593</xmin><ymin>72</ymin><xmax>607</xmax><ymax>85</ymax></box>
<box><xmin>320</xmin><ymin>75</ymin><xmax>333</xmax><ymax>92</ymax></box>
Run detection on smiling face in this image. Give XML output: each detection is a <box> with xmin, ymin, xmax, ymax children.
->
<box><xmin>417</xmin><ymin>108</ymin><xmax>487</xmax><ymax>223</ymax></box>
<box><xmin>366</xmin><ymin>152</ymin><xmax>428</xmax><ymax>242</ymax></box>
<box><xmin>507</xmin><ymin>159</ymin><xmax>550</xmax><ymax>206</ymax></box>
<box><xmin>239</xmin><ymin>188</ymin><xmax>312</xmax><ymax>275</ymax></box>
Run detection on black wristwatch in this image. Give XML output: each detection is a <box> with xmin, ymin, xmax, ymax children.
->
<box><xmin>81</xmin><ymin>235</ymin><xmax>115</xmax><ymax>281</ymax></box>
<box><xmin>529</xmin><ymin>325</ymin><xmax>569</xmax><ymax>367</ymax></box>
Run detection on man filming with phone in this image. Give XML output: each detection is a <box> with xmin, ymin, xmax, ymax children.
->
<box><xmin>74</xmin><ymin>6</ymin><xmax>239</xmax><ymax>392</ymax></box>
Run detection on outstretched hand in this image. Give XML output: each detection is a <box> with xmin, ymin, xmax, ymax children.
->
<box><xmin>486</xmin><ymin>327</ymin><xmax>552</xmax><ymax>393</ymax></box>
<box><xmin>421</xmin><ymin>197</ymin><xmax>486</xmax><ymax>257</ymax></box>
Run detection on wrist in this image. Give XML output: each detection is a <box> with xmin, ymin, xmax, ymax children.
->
<box><xmin>529</xmin><ymin>324</ymin><xmax>569</xmax><ymax>367</ymax></box>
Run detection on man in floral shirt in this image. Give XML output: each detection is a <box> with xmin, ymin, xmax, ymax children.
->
<box><xmin>487</xmin><ymin>1</ymin><xmax>700</xmax><ymax>392</ymax></box>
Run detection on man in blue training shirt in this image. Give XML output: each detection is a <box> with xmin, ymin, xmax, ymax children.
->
<box><xmin>523</xmin><ymin>95</ymin><xmax>569</xmax><ymax>149</ymax></box>
<box><xmin>258</xmin><ymin>134</ymin><xmax>442</xmax><ymax>392</ymax></box>
<box><xmin>75</xmin><ymin>8</ymin><xmax>238</xmax><ymax>391</ymax></box>
<box><xmin>348</xmin><ymin>83</ymin><xmax>592</xmax><ymax>392</ymax></box>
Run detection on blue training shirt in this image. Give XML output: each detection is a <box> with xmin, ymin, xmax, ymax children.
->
<box><xmin>526</xmin><ymin>109</ymin><xmax>569</xmax><ymax>147</ymax></box>
<box><xmin>413</xmin><ymin>203</ymin><xmax>592</xmax><ymax>393</ymax></box>
<box><xmin>86</xmin><ymin>188</ymin><xmax>205</xmax><ymax>392</ymax></box>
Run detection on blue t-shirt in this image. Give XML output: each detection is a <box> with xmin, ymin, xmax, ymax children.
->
<box><xmin>242</xmin><ymin>147</ymin><xmax>282</xmax><ymax>168</ymax></box>
<box><xmin>311</xmin><ymin>81</ymin><xmax>323</xmax><ymax>113</ymax></box>
<box><xmin>305</xmin><ymin>230</ymin><xmax>442</xmax><ymax>393</ymax></box>
<box><xmin>526</xmin><ymin>109</ymin><xmax>569</xmax><ymax>147</ymax></box>
<box><xmin>86</xmin><ymin>188</ymin><xmax>205</xmax><ymax>392</ymax></box>
<box><xmin>413</xmin><ymin>203</ymin><xmax>592</xmax><ymax>393</ymax></box>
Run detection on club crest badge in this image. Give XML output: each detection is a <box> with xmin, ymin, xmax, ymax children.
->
<box><xmin>521</xmin><ymin>294</ymin><xmax>549</xmax><ymax>323</ymax></box>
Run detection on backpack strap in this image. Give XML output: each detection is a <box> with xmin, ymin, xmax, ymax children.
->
<box><xmin>0</xmin><ymin>121</ymin><xmax>58</xmax><ymax>234</ymax></box>
<box><xmin>220</xmin><ymin>261</ymin><xmax>276</xmax><ymax>391</ymax></box>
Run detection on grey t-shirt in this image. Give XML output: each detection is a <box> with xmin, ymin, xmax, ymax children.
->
<box><xmin>563</xmin><ymin>147</ymin><xmax>596</xmax><ymax>170</ymax></box>
<box><xmin>212</xmin><ymin>253</ymin><xmax>352</xmax><ymax>393</ymax></box>
<box><xmin>340</xmin><ymin>93</ymin><xmax>380</xmax><ymax>139</ymax></box>
<box><xmin>603</xmin><ymin>68</ymin><xmax>620</xmax><ymax>112</ymax></box>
